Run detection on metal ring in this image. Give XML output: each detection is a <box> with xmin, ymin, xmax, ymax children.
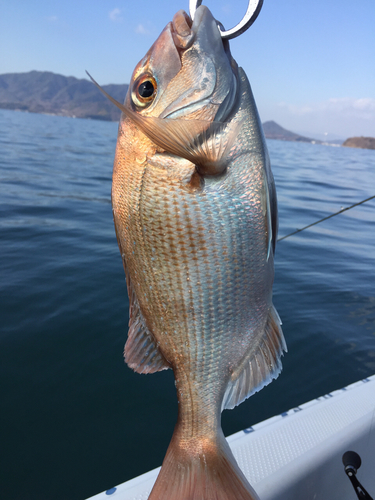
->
<box><xmin>189</xmin><ymin>0</ymin><xmax>264</xmax><ymax>40</ymax></box>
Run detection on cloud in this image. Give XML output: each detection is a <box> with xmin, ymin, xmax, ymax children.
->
<box><xmin>221</xmin><ymin>4</ymin><xmax>233</xmax><ymax>14</ymax></box>
<box><xmin>277</xmin><ymin>102</ymin><xmax>314</xmax><ymax>116</ymax></box>
<box><xmin>46</xmin><ymin>15</ymin><xmax>58</xmax><ymax>23</ymax></box>
<box><xmin>109</xmin><ymin>8</ymin><xmax>123</xmax><ymax>22</ymax></box>
<box><xmin>135</xmin><ymin>23</ymin><xmax>151</xmax><ymax>35</ymax></box>
<box><xmin>278</xmin><ymin>98</ymin><xmax>375</xmax><ymax>121</ymax></box>
<box><xmin>264</xmin><ymin>98</ymin><xmax>375</xmax><ymax>138</ymax></box>
<box><xmin>327</xmin><ymin>98</ymin><xmax>375</xmax><ymax>121</ymax></box>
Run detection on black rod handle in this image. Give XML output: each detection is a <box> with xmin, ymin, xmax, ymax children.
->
<box><xmin>342</xmin><ymin>451</ymin><xmax>374</xmax><ymax>500</ymax></box>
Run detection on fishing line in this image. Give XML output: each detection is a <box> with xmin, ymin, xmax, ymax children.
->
<box><xmin>277</xmin><ymin>195</ymin><xmax>375</xmax><ymax>242</ymax></box>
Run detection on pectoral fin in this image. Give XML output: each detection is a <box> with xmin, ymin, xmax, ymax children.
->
<box><xmin>119</xmin><ymin>113</ymin><xmax>240</xmax><ymax>176</ymax></box>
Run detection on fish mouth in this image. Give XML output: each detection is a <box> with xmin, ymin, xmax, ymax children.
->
<box><xmin>171</xmin><ymin>10</ymin><xmax>194</xmax><ymax>50</ymax></box>
<box><xmin>171</xmin><ymin>6</ymin><xmax>223</xmax><ymax>51</ymax></box>
<box><xmin>159</xmin><ymin>6</ymin><xmax>237</xmax><ymax>121</ymax></box>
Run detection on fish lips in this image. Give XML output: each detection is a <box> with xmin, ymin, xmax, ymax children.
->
<box><xmin>159</xmin><ymin>6</ymin><xmax>236</xmax><ymax>120</ymax></box>
<box><xmin>171</xmin><ymin>6</ymin><xmax>222</xmax><ymax>51</ymax></box>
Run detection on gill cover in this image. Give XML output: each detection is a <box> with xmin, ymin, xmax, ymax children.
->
<box><xmin>86</xmin><ymin>72</ymin><xmax>240</xmax><ymax>176</ymax></box>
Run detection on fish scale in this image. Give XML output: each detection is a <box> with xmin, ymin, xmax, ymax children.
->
<box><xmin>120</xmin><ymin>157</ymin><xmax>267</xmax><ymax>380</ymax></box>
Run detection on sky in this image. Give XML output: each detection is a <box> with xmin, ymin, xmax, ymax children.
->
<box><xmin>1</xmin><ymin>0</ymin><xmax>374</xmax><ymax>139</ymax></box>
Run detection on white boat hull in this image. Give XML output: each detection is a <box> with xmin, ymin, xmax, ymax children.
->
<box><xmin>87</xmin><ymin>375</ymin><xmax>375</xmax><ymax>499</ymax></box>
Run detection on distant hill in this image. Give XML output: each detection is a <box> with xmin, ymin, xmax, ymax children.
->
<box><xmin>262</xmin><ymin>120</ymin><xmax>320</xmax><ymax>144</ymax></box>
<box><xmin>1</xmin><ymin>72</ymin><xmax>367</xmax><ymax>150</ymax></box>
<box><xmin>342</xmin><ymin>136</ymin><xmax>375</xmax><ymax>150</ymax></box>
<box><xmin>0</xmin><ymin>71</ymin><xmax>128</xmax><ymax>121</ymax></box>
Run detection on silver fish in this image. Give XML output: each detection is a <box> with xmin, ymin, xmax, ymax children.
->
<box><xmin>91</xmin><ymin>5</ymin><xmax>286</xmax><ymax>499</ymax></box>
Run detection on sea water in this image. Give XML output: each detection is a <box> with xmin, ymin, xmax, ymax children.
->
<box><xmin>0</xmin><ymin>108</ymin><xmax>374</xmax><ymax>499</ymax></box>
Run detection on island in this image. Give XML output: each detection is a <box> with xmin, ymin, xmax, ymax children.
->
<box><xmin>342</xmin><ymin>137</ymin><xmax>375</xmax><ymax>150</ymax></box>
<box><xmin>262</xmin><ymin>120</ymin><xmax>320</xmax><ymax>144</ymax></box>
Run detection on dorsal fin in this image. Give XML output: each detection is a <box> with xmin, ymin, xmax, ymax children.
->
<box><xmin>86</xmin><ymin>71</ymin><xmax>240</xmax><ymax>176</ymax></box>
<box><xmin>222</xmin><ymin>306</ymin><xmax>286</xmax><ymax>410</ymax></box>
<box><xmin>124</xmin><ymin>272</ymin><xmax>171</xmax><ymax>374</ymax></box>
<box><xmin>262</xmin><ymin>171</ymin><xmax>273</xmax><ymax>261</ymax></box>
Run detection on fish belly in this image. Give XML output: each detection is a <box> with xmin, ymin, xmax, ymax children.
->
<box><xmin>112</xmin><ymin>138</ymin><xmax>272</xmax><ymax>402</ymax></box>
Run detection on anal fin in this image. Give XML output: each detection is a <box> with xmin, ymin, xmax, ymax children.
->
<box><xmin>222</xmin><ymin>306</ymin><xmax>286</xmax><ymax>410</ymax></box>
<box><xmin>124</xmin><ymin>273</ymin><xmax>171</xmax><ymax>374</ymax></box>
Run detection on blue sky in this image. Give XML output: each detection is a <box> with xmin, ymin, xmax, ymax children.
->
<box><xmin>1</xmin><ymin>0</ymin><xmax>374</xmax><ymax>139</ymax></box>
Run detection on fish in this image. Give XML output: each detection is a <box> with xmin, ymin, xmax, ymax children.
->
<box><xmin>90</xmin><ymin>5</ymin><xmax>286</xmax><ymax>500</ymax></box>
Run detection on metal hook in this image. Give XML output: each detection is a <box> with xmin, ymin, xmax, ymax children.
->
<box><xmin>189</xmin><ymin>0</ymin><xmax>264</xmax><ymax>40</ymax></box>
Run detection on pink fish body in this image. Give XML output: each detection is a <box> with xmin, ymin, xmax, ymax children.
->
<box><xmin>104</xmin><ymin>6</ymin><xmax>286</xmax><ymax>500</ymax></box>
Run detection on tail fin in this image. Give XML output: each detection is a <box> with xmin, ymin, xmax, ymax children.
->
<box><xmin>148</xmin><ymin>430</ymin><xmax>260</xmax><ymax>500</ymax></box>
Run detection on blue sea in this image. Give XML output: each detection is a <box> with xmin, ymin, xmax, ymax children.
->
<box><xmin>1</xmin><ymin>108</ymin><xmax>374</xmax><ymax>500</ymax></box>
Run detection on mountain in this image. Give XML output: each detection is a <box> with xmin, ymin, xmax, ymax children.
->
<box><xmin>342</xmin><ymin>137</ymin><xmax>375</xmax><ymax>150</ymax></box>
<box><xmin>262</xmin><ymin>120</ymin><xmax>320</xmax><ymax>143</ymax></box>
<box><xmin>0</xmin><ymin>71</ymin><xmax>128</xmax><ymax>121</ymax></box>
<box><xmin>1</xmin><ymin>72</ymin><xmax>368</xmax><ymax>150</ymax></box>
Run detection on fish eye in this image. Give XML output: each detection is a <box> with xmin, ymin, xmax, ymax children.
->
<box><xmin>131</xmin><ymin>75</ymin><xmax>157</xmax><ymax>108</ymax></box>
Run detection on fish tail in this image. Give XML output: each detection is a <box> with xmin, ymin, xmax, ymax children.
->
<box><xmin>148</xmin><ymin>428</ymin><xmax>260</xmax><ymax>500</ymax></box>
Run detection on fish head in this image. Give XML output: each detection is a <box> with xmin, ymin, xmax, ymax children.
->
<box><xmin>125</xmin><ymin>6</ymin><xmax>238</xmax><ymax>123</ymax></box>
